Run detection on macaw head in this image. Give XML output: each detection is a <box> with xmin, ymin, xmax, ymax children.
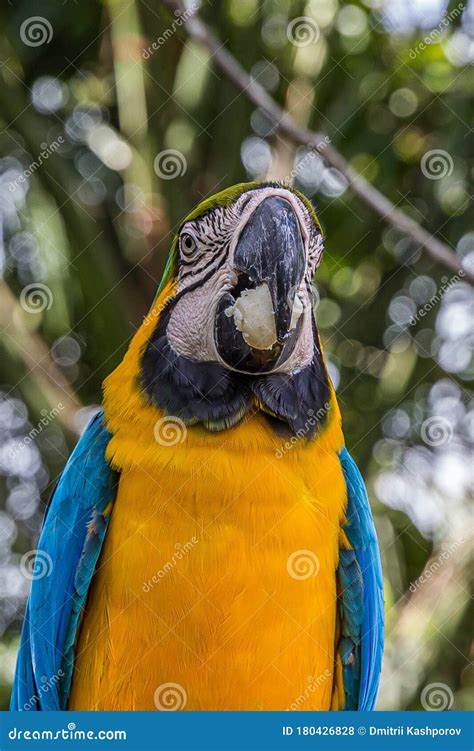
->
<box><xmin>139</xmin><ymin>181</ymin><xmax>332</xmax><ymax>436</ymax></box>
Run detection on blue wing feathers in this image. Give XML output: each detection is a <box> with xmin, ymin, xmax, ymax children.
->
<box><xmin>338</xmin><ymin>447</ymin><xmax>384</xmax><ymax>711</ymax></box>
<box><xmin>10</xmin><ymin>602</ymin><xmax>38</xmax><ymax>711</ymax></box>
<box><xmin>10</xmin><ymin>411</ymin><xmax>116</xmax><ymax>711</ymax></box>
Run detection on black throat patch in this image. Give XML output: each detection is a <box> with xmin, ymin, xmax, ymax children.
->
<box><xmin>139</xmin><ymin>301</ymin><xmax>331</xmax><ymax>438</ymax></box>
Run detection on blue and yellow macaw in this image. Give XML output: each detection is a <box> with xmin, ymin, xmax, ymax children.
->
<box><xmin>11</xmin><ymin>182</ymin><xmax>383</xmax><ymax>711</ymax></box>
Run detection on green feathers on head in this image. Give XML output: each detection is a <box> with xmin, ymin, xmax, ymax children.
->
<box><xmin>153</xmin><ymin>181</ymin><xmax>322</xmax><ymax>304</ymax></box>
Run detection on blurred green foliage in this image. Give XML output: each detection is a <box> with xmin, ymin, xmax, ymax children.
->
<box><xmin>0</xmin><ymin>0</ymin><xmax>472</xmax><ymax>711</ymax></box>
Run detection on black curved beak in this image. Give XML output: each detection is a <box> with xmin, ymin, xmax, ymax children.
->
<box><xmin>233</xmin><ymin>196</ymin><xmax>305</xmax><ymax>342</ymax></box>
<box><xmin>215</xmin><ymin>196</ymin><xmax>306</xmax><ymax>373</ymax></box>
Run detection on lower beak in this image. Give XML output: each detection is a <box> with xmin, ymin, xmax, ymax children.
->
<box><xmin>215</xmin><ymin>196</ymin><xmax>305</xmax><ymax>373</ymax></box>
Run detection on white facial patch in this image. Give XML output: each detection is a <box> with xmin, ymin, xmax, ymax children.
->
<box><xmin>225</xmin><ymin>284</ymin><xmax>277</xmax><ymax>350</ymax></box>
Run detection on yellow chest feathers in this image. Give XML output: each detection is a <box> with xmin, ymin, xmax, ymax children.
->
<box><xmin>69</xmin><ymin>398</ymin><xmax>347</xmax><ymax>710</ymax></box>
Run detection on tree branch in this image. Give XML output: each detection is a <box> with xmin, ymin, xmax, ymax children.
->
<box><xmin>162</xmin><ymin>0</ymin><xmax>472</xmax><ymax>282</ymax></box>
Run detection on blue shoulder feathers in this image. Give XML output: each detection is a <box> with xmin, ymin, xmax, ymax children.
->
<box><xmin>338</xmin><ymin>447</ymin><xmax>384</xmax><ymax>710</ymax></box>
<box><xmin>10</xmin><ymin>412</ymin><xmax>117</xmax><ymax>711</ymax></box>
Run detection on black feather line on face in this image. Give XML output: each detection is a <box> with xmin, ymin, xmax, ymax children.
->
<box><xmin>139</xmin><ymin>303</ymin><xmax>331</xmax><ymax>439</ymax></box>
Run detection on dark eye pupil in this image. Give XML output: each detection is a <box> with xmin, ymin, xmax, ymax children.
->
<box><xmin>182</xmin><ymin>234</ymin><xmax>194</xmax><ymax>250</ymax></box>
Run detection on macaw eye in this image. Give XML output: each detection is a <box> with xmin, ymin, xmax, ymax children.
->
<box><xmin>180</xmin><ymin>232</ymin><xmax>197</xmax><ymax>255</ymax></box>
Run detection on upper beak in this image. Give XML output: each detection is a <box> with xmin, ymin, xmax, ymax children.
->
<box><xmin>233</xmin><ymin>196</ymin><xmax>305</xmax><ymax>343</ymax></box>
<box><xmin>214</xmin><ymin>195</ymin><xmax>306</xmax><ymax>373</ymax></box>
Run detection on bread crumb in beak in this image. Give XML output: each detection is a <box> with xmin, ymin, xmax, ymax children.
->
<box><xmin>225</xmin><ymin>283</ymin><xmax>277</xmax><ymax>350</ymax></box>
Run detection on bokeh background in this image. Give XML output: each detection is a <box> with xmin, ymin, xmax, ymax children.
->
<box><xmin>0</xmin><ymin>0</ymin><xmax>472</xmax><ymax>711</ymax></box>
